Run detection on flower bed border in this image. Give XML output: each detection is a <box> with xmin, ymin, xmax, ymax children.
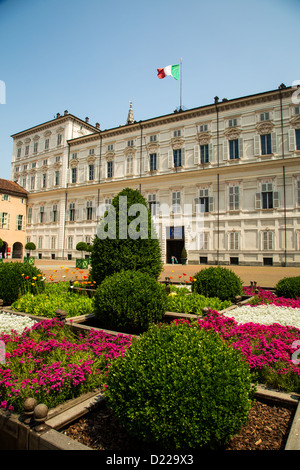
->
<box><xmin>2</xmin><ymin>294</ymin><xmax>300</xmax><ymax>451</ymax></box>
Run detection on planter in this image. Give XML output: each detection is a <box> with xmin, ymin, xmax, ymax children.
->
<box><xmin>181</xmin><ymin>258</ymin><xmax>187</xmax><ymax>265</ymax></box>
<box><xmin>1</xmin><ymin>384</ymin><xmax>299</xmax><ymax>451</ymax></box>
<box><xmin>76</xmin><ymin>259</ymin><xmax>89</xmax><ymax>269</ymax></box>
<box><xmin>23</xmin><ymin>257</ymin><xmax>35</xmax><ymax>265</ymax></box>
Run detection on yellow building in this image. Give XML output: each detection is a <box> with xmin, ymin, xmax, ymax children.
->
<box><xmin>0</xmin><ymin>179</ymin><xmax>28</xmax><ymax>259</ymax></box>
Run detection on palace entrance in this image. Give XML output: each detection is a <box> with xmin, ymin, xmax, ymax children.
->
<box><xmin>166</xmin><ymin>226</ymin><xmax>184</xmax><ymax>264</ymax></box>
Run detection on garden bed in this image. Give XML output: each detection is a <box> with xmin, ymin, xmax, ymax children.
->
<box><xmin>61</xmin><ymin>391</ymin><xmax>297</xmax><ymax>451</ymax></box>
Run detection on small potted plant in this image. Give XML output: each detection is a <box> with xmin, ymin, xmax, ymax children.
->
<box><xmin>181</xmin><ymin>246</ymin><xmax>187</xmax><ymax>265</ymax></box>
<box><xmin>24</xmin><ymin>242</ymin><xmax>36</xmax><ymax>265</ymax></box>
<box><xmin>76</xmin><ymin>242</ymin><xmax>89</xmax><ymax>268</ymax></box>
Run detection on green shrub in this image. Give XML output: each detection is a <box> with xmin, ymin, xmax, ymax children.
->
<box><xmin>167</xmin><ymin>290</ymin><xmax>231</xmax><ymax>314</ymax></box>
<box><xmin>275</xmin><ymin>276</ymin><xmax>300</xmax><ymax>299</ymax></box>
<box><xmin>94</xmin><ymin>270</ymin><xmax>167</xmax><ymax>333</ymax></box>
<box><xmin>0</xmin><ymin>262</ymin><xmax>45</xmax><ymax>305</ymax></box>
<box><xmin>105</xmin><ymin>322</ymin><xmax>254</xmax><ymax>450</ymax></box>
<box><xmin>90</xmin><ymin>187</ymin><xmax>163</xmax><ymax>284</ymax></box>
<box><xmin>191</xmin><ymin>266</ymin><xmax>243</xmax><ymax>301</ymax></box>
<box><xmin>11</xmin><ymin>282</ymin><xmax>94</xmax><ymax>318</ymax></box>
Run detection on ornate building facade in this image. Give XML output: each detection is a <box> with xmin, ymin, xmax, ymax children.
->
<box><xmin>11</xmin><ymin>86</ymin><xmax>300</xmax><ymax>266</ymax></box>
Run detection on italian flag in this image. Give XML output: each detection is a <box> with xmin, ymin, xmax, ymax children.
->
<box><xmin>157</xmin><ymin>64</ymin><xmax>180</xmax><ymax>80</ymax></box>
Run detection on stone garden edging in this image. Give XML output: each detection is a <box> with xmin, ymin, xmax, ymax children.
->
<box><xmin>2</xmin><ymin>298</ymin><xmax>300</xmax><ymax>450</ymax></box>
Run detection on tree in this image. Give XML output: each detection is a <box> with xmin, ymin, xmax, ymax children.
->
<box><xmin>76</xmin><ymin>241</ymin><xmax>88</xmax><ymax>258</ymax></box>
<box><xmin>25</xmin><ymin>242</ymin><xmax>36</xmax><ymax>257</ymax></box>
<box><xmin>90</xmin><ymin>187</ymin><xmax>163</xmax><ymax>284</ymax></box>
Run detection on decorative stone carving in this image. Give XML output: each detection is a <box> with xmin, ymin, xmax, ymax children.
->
<box><xmin>171</xmin><ymin>137</ymin><xmax>184</xmax><ymax>149</ymax></box>
<box><xmin>87</xmin><ymin>155</ymin><xmax>96</xmax><ymax>164</ymax></box>
<box><xmin>256</xmin><ymin>121</ymin><xmax>274</xmax><ymax>135</ymax></box>
<box><xmin>197</xmin><ymin>132</ymin><xmax>211</xmax><ymax>145</ymax></box>
<box><xmin>124</xmin><ymin>146</ymin><xmax>135</xmax><ymax>157</ymax></box>
<box><xmin>69</xmin><ymin>158</ymin><xmax>78</xmax><ymax>168</ymax></box>
<box><xmin>147</xmin><ymin>142</ymin><xmax>159</xmax><ymax>153</ymax></box>
<box><xmin>224</xmin><ymin>127</ymin><xmax>241</xmax><ymax>140</ymax></box>
<box><xmin>290</xmin><ymin>116</ymin><xmax>300</xmax><ymax>129</ymax></box>
<box><xmin>105</xmin><ymin>150</ymin><xmax>115</xmax><ymax>160</ymax></box>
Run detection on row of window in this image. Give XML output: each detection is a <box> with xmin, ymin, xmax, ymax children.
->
<box><xmin>27</xmin><ymin>230</ymin><xmax>299</xmax><ymax>252</ymax></box>
<box><xmin>15</xmin><ymin>129</ymin><xmax>300</xmax><ymax>190</ymax></box>
<box><xmin>199</xmin><ymin>230</ymin><xmax>284</xmax><ymax>251</ymax></box>
<box><xmin>16</xmin><ymin>134</ymin><xmax>63</xmax><ymax>159</ymax></box>
<box><xmin>0</xmin><ymin>212</ymin><xmax>24</xmax><ymax>230</ymax></box>
<box><xmin>27</xmin><ymin>180</ymin><xmax>300</xmax><ymax>225</ymax></box>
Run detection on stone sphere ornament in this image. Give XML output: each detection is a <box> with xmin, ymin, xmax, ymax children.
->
<box><xmin>33</xmin><ymin>403</ymin><xmax>48</xmax><ymax>432</ymax></box>
<box><xmin>23</xmin><ymin>397</ymin><xmax>38</xmax><ymax>424</ymax></box>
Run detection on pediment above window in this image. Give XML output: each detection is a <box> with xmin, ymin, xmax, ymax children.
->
<box><xmin>70</xmin><ymin>159</ymin><xmax>78</xmax><ymax>168</ymax></box>
<box><xmin>224</xmin><ymin>127</ymin><xmax>241</xmax><ymax>140</ymax></box>
<box><xmin>197</xmin><ymin>132</ymin><xmax>211</xmax><ymax>145</ymax></box>
<box><xmin>256</xmin><ymin>121</ymin><xmax>274</xmax><ymax>135</ymax></box>
<box><xmin>290</xmin><ymin>116</ymin><xmax>300</xmax><ymax>129</ymax></box>
<box><xmin>171</xmin><ymin>137</ymin><xmax>184</xmax><ymax>150</ymax></box>
<box><xmin>124</xmin><ymin>146</ymin><xmax>136</xmax><ymax>156</ymax></box>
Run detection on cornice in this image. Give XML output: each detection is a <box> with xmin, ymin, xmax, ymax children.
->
<box><xmin>11</xmin><ymin>114</ymin><xmax>101</xmax><ymax>140</ymax></box>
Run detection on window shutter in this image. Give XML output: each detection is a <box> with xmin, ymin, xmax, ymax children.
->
<box><xmin>254</xmin><ymin>135</ymin><xmax>260</xmax><ymax>156</ymax></box>
<box><xmin>272</xmin><ymin>132</ymin><xmax>277</xmax><ymax>154</ymax></box>
<box><xmin>49</xmin><ymin>211</ymin><xmax>53</xmax><ymax>222</ymax></box>
<box><xmin>273</xmin><ymin>191</ymin><xmax>279</xmax><ymax>208</ymax></box>
<box><xmin>193</xmin><ymin>197</ymin><xmax>199</xmax><ymax>214</ymax></box>
<box><xmin>209</xmin><ymin>196</ymin><xmax>214</xmax><ymax>212</ymax></box>
<box><xmin>255</xmin><ymin>192</ymin><xmax>261</xmax><ymax>209</ymax></box>
<box><xmin>181</xmin><ymin>148</ymin><xmax>185</xmax><ymax>166</ymax></box>
<box><xmin>223</xmin><ymin>140</ymin><xmax>228</xmax><ymax>160</ymax></box>
<box><xmin>194</xmin><ymin>145</ymin><xmax>199</xmax><ymax>165</ymax></box>
<box><xmin>15</xmin><ymin>215</ymin><xmax>18</xmax><ymax>231</ymax></box>
<box><xmin>289</xmin><ymin>129</ymin><xmax>295</xmax><ymax>151</ymax></box>
<box><xmin>83</xmin><ymin>207</ymin><xmax>86</xmax><ymax>220</ymax></box>
<box><xmin>144</xmin><ymin>154</ymin><xmax>149</xmax><ymax>172</ymax></box>
<box><xmin>209</xmin><ymin>143</ymin><xmax>213</xmax><ymax>162</ymax></box>
<box><xmin>239</xmin><ymin>138</ymin><xmax>243</xmax><ymax>158</ymax></box>
<box><xmin>168</xmin><ymin>150</ymin><xmax>173</xmax><ymax>168</ymax></box>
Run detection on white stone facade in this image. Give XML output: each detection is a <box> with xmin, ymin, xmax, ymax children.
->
<box><xmin>11</xmin><ymin>87</ymin><xmax>300</xmax><ymax>266</ymax></box>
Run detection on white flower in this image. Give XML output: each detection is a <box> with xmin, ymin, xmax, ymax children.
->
<box><xmin>0</xmin><ymin>312</ymin><xmax>37</xmax><ymax>335</ymax></box>
<box><xmin>223</xmin><ymin>304</ymin><xmax>300</xmax><ymax>329</ymax></box>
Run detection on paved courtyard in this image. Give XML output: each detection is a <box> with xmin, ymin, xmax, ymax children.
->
<box><xmin>11</xmin><ymin>259</ymin><xmax>300</xmax><ymax>289</ymax></box>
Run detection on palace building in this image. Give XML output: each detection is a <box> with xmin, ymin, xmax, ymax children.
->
<box><xmin>10</xmin><ymin>85</ymin><xmax>300</xmax><ymax>266</ymax></box>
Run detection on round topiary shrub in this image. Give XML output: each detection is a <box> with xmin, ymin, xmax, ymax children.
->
<box><xmin>275</xmin><ymin>276</ymin><xmax>300</xmax><ymax>299</ymax></box>
<box><xmin>90</xmin><ymin>187</ymin><xmax>163</xmax><ymax>285</ymax></box>
<box><xmin>191</xmin><ymin>266</ymin><xmax>243</xmax><ymax>301</ymax></box>
<box><xmin>0</xmin><ymin>261</ymin><xmax>45</xmax><ymax>305</ymax></box>
<box><xmin>94</xmin><ymin>270</ymin><xmax>168</xmax><ymax>333</ymax></box>
<box><xmin>105</xmin><ymin>321</ymin><xmax>254</xmax><ymax>450</ymax></box>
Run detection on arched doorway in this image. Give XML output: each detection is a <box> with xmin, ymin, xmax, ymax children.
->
<box><xmin>0</xmin><ymin>241</ymin><xmax>8</xmax><ymax>259</ymax></box>
<box><xmin>12</xmin><ymin>242</ymin><xmax>23</xmax><ymax>259</ymax></box>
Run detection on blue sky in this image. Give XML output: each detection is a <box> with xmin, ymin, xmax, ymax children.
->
<box><xmin>0</xmin><ymin>0</ymin><xmax>299</xmax><ymax>181</ymax></box>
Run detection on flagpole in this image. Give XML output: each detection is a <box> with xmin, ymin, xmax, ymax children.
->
<box><xmin>180</xmin><ymin>58</ymin><xmax>182</xmax><ymax>110</ymax></box>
